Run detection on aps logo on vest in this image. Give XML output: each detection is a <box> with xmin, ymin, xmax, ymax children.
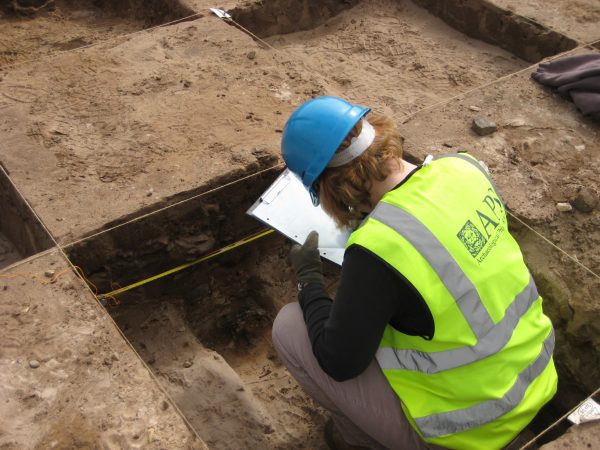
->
<box><xmin>457</xmin><ymin>188</ymin><xmax>506</xmax><ymax>263</ymax></box>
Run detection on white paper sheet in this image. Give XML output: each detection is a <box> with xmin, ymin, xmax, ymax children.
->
<box><xmin>247</xmin><ymin>169</ymin><xmax>351</xmax><ymax>265</ymax></box>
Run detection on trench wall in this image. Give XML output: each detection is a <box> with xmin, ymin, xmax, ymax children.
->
<box><xmin>96</xmin><ymin>0</ymin><xmax>196</xmax><ymax>25</ymax></box>
<box><xmin>231</xmin><ymin>0</ymin><xmax>578</xmax><ymax>63</ymax></box>
<box><xmin>229</xmin><ymin>0</ymin><xmax>361</xmax><ymax>37</ymax></box>
<box><xmin>411</xmin><ymin>0</ymin><xmax>578</xmax><ymax>62</ymax></box>
<box><xmin>0</xmin><ymin>167</ymin><xmax>54</xmax><ymax>258</ymax></box>
<box><xmin>66</xmin><ymin>170</ymin><xmax>279</xmax><ymax>298</ymax></box>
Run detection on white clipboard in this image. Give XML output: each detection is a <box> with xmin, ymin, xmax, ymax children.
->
<box><xmin>247</xmin><ymin>169</ymin><xmax>351</xmax><ymax>266</ymax></box>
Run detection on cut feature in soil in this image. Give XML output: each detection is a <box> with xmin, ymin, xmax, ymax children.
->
<box><xmin>93</xmin><ymin>0</ymin><xmax>195</xmax><ymax>25</ymax></box>
<box><xmin>0</xmin><ymin>0</ymin><xmax>194</xmax><ymax>67</ymax></box>
<box><xmin>410</xmin><ymin>0</ymin><xmax>578</xmax><ymax>62</ymax></box>
<box><xmin>232</xmin><ymin>0</ymin><xmax>535</xmax><ymax>119</ymax></box>
<box><xmin>0</xmin><ymin>231</ymin><xmax>22</xmax><ymax>269</ymax></box>
<box><xmin>230</xmin><ymin>0</ymin><xmax>577</xmax><ymax>62</ymax></box>
<box><xmin>66</xmin><ymin>166</ymin><xmax>597</xmax><ymax>449</ymax></box>
<box><xmin>228</xmin><ymin>0</ymin><xmax>362</xmax><ymax>37</ymax></box>
<box><xmin>13</xmin><ymin>0</ymin><xmax>589</xmax><ymax>447</ymax></box>
<box><xmin>0</xmin><ymin>167</ymin><xmax>54</xmax><ymax>270</ymax></box>
<box><xmin>66</xmin><ymin>170</ymin><xmax>333</xmax><ymax>449</ymax></box>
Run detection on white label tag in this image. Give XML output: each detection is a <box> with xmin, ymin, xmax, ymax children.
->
<box><xmin>567</xmin><ymin>398</ymin><xmax>600</xmax><ymax>425</ymax></box>
<box><xmin>210</xmin><ymin>8</ymin><xmax>232</xmax><ymax>19</ymax></box>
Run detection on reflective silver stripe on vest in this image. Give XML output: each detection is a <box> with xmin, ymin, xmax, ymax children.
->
<box><xmin>370</xmin><ymin>202</ymin><xmax>495</xmax><ymax>338</ymax></box>
<box><xmin>376</xmin><ymin>275</ymin><xmax>539</xmax><ymax>373</ymax></box>
<box><xmin>414</xmin><ymin>329</ymin><xmax>555</xmax><ymax>438</ymax></box>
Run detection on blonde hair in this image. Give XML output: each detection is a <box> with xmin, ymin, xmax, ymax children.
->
<box><xmin>319</xmin><ymin>114</ymin><xmax>404</xmax><ymax>227</ymax></box>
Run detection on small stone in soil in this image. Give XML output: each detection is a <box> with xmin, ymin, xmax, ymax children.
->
<box><xmin>572</xmin><ymin>188</ymin><xmax>597</xmax><ymax>213</ymax></box>
<box><xmin>29</xmin><ymin>360</ymin><xmax>40</xmax><ymax>369</ymax></box>
<box><xmin>472</xmin><ymin>115</ymin><xmax>497</xmax><ymax>136</ymax></box>
<box><xmin>556</xmin><ymin>202</ymin><xmax>573</xmax><ymax>212</ymax></box>
<box><xmin>508</xmin><ymin>118</ymin><xmax>527</xmax><ymax>127</ymax></box>
<box><xmin>183</xmin><ymin>360</ymin><xmax>193</xmax><ymax>368</ymax></box>
<box><xmin>44</xmin><ymin>270</ymin><xmax>55</xmax><ymax>278</ymax></box>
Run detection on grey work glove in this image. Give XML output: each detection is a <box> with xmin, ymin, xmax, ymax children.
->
<box><xmin>289</xmin><ymin>231</ymin><xmax>325</xmax><ymax>287</ymax></box>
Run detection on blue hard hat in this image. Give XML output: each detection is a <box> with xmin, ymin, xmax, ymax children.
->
<box><xmin>281</xmin><ymin>96</ymin><xmax>370</xmax><ymax>206</ymax></box>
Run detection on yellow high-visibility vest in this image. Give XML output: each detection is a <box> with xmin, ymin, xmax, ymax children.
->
<box><xmin>346</xmin><ymin>153</ymin><xmax>557</xmax><ymax>449</ymax></box>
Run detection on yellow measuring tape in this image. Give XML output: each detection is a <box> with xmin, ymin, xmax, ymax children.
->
<box><xmin>97</xmin><ymin>228</ymin><xmax>274</xmax><ymax>301</ymax></box>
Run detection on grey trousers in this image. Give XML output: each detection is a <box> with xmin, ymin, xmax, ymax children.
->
<box><xmin>272</xmin><ymin>303</ymin><xmax>444</xmax><ymax>450</ymax></box>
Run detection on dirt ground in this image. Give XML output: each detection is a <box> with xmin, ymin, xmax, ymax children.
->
<box><xmin>0</xmin><ymin>250</ymin><xmax>204</xmax><ymax>449</ymax></box>
<box><xmin>1</xmin><ymin>0</ymin><xmax>599</xmax><ymax>449</ymax></box>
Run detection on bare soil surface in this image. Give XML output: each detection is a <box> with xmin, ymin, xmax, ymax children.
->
<box><xmin>266</xmin><ymin>0</ymin><xmax>527</xmax><ymax>118</ymax></box>
<box><xmin>114</xmin><ymin>300</ymin><xmax>328</xmax><ymax>450</ymax></box>
<box><xmin>0</xmin><ymin>0</ymin><xmax>599</xmax><ymax>448</ymax></box>
<box><xmin>0</xmin><ymin>251</ymin><xmax>204</xmax><ymax>449</ymax></box>
<box><xmin>539</xmin><ymin>419</ymin><xmax>600</xmax><ymax>449</ymax></box>
<box><xmin>0</xmin><ymin>16</ymin><xmax>288</xmax><ymax>243</ymax></box>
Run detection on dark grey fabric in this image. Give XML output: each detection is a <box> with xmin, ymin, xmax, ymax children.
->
<box><xmin>531</xmin><ymin>54</ymin><xmax>600</xmax><ymax>119</ymax></box>
<box><xmin>272</xmin><ymin>303</ymin><xmax>445</xmax><ymax>450</ymax></box>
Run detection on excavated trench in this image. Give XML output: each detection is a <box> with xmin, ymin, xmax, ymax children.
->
<box><xmin>60</xmin><ymin>0</ymin><xmax>595</xmax><ymax>448</ymax></box>
<box><xmin>230</xmin><ymin>0</ymin><xmax>577</xmax><ymax>62</ymax></box>
<box><xmin>2</xmin><ymin>0</ymin><xmax>591</xmax><ymax>447</ymax></box>
<box><xmin>0</xmin><ymin>167</ymin><xmax>54</xmax><ymax>270</ymax></box>
<box><xmin>1</xmin><ymin>0</ymin><xmax>192</xmax><ymax>21</ymax></box>
<box><xmin>226</xmin><ymin>0</ymin><xmax>577</xmax><ymax>124</ymax></box>
<box><xmin>0</xmin><ymin>0</ymin><xmax>194</xmax><ymax>67</ymax></box>
<box><xmin>66</xmin><ymin>168</ymin><xmax>337</xmax><ymax>449</ymax></box>
<box><xmin>65</xmin><ymin>172</ymin><xmax>596</xmax><ymax>448</ymax></box>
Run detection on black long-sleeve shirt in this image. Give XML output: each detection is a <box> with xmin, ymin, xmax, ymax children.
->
<box><xmin>299</xmin><ymin>245</ymin><xmax>434</xmax><ymax>382</ymax></box>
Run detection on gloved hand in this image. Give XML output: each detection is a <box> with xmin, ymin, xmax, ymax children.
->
<box><xmin>289</xmin><ymin>231</ymin><xmax>325</xmax><ymax>287</ymax></box>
